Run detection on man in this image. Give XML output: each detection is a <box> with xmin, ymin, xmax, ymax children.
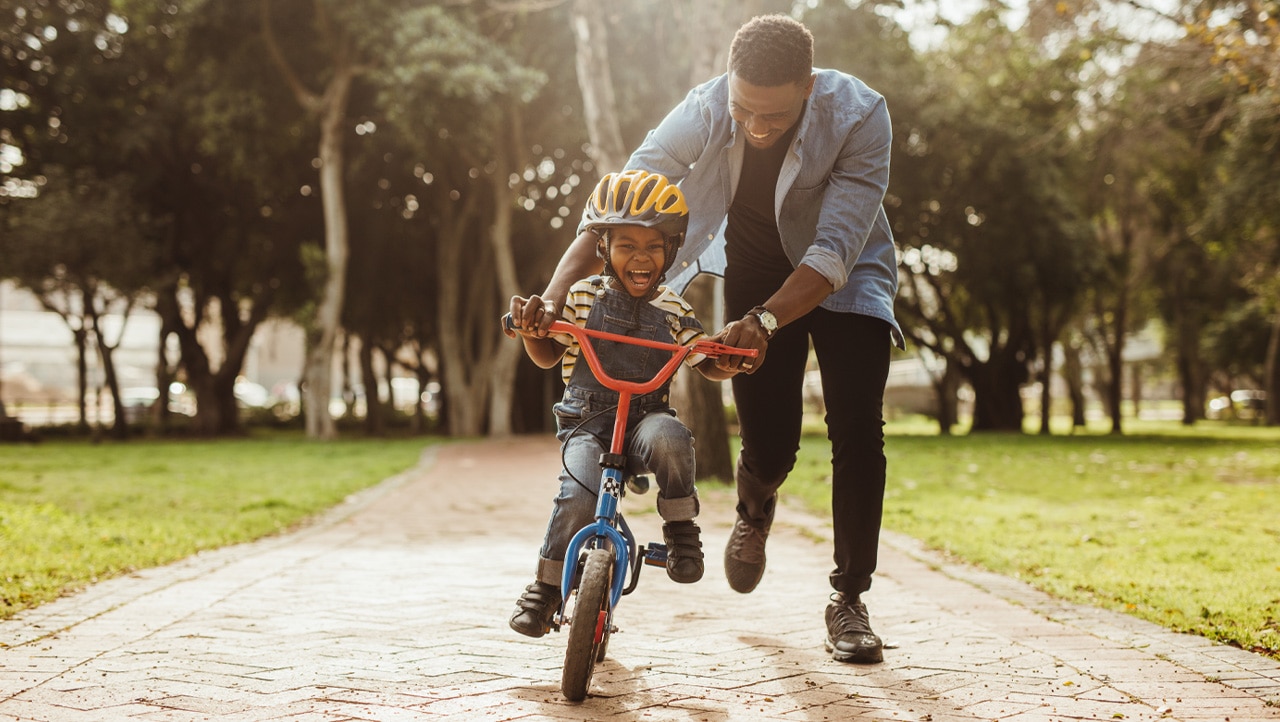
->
<box><xmin>527</xmin><ymin>14</ymin><xmax>902</xmax><ymax>664</ymax></box>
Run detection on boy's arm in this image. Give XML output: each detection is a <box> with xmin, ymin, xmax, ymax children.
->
<box><xmin>506</xmin><ymin>294</ymin><xmax>569</xmax><ymax>368</ymax></box>
<box><xmin>521</xmin><ymin>334</ymin><xmax>567</xmax><ymax>369</ymax></box>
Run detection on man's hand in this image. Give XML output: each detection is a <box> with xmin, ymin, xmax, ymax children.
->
<box><xmin>710</xmin><ymin>315</ymin><xmax>770</xmax><ymax>375</ymax></box>
<box><xmin>506</xmin><ymin>295</ymin><xmax>560</xmax><ymax>338</ymax></box>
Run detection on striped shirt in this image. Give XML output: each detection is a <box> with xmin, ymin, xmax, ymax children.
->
<box><xmin>554</xmin><ymin>279</ymin><xmax>708</xmax><ymax>386</ymax></box>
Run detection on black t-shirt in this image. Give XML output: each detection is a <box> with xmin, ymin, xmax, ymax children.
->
<box><xmin>725</xmin><ymin>120</ymin><xmax>801</xmax><ymax>294</ymax></box>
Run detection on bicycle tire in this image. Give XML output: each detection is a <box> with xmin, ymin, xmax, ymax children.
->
<box><xmin>561</xmin><ymin>548</ymin><xmax>613</xmax><ymax>701</ymax></box>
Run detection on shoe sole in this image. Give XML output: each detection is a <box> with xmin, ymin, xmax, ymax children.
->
<box><xmin>724</xmin><ymin>557</ymin><xmax>765</xmax><ymax>593</ymax></box>
<box><xmin>823</xmin><ymin>635</ymin><xmax>884</xmax><ymax>664</ymax></box>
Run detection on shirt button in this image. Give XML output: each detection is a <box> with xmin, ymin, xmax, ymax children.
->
<box><xmin>662</xmin><ymin>394</ymin><xmax>668</xmax><ymax>402</ymax></box>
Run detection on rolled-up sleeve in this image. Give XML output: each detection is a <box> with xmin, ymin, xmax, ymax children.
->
<box><xmin>799</xmin><ymin>96</ymin><xmax>892</xmax><ymax>292</ymax></box>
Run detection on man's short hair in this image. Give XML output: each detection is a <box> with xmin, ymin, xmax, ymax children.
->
<box><xmin>728</xmin><ymin>14</ymin><xmax>814</xmax><ymax>87</ymax></box>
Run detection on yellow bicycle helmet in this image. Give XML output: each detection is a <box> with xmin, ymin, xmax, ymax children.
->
<box><xmin>584</xmin><ymin>170</ymin><xmax>689</xmax><ymax>284</ymax></box>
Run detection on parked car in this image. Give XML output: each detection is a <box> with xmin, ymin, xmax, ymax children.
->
<box><xmin>1207</xmin><ymin>389</ymin><xmax>1267</xmax><ymax>421</ymax></box>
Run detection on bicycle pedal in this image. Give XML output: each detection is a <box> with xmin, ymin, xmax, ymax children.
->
<box><xmin>642</xmin><ymin>542</ymin><xmax>668</xmax><ymax>566</ymax></box>
<box><xmin>625</xmin><ymin>475</ymin><xmax>651</xmax><ymax>495</ymax></box>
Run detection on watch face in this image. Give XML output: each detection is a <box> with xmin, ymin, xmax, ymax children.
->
<box><xmin>757</xmin><ymin>310</ymin><xmax>778</xmax><ymax>332</ymax></box>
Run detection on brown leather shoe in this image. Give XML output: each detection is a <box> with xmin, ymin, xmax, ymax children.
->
<box><xmin>663</xmin><ymin>520</ymin><xmax>704</xmax><ymax>583</ymax></box>
<box><xmin>508</xmin><ymin>581</ymin><xmax>561</xmax><ymax>638</ymax></box>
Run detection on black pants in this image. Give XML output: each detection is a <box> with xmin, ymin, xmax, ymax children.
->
<box><xmin>726</xmin><ymin>285</ymin><xmax>891</xmax><ymax>596</ymax></box>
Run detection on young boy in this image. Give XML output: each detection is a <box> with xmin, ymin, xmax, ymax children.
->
<box><xmin>504</xmin><ymin>170</ymin><xmax>739</xmax><ymax>638</ymax></box>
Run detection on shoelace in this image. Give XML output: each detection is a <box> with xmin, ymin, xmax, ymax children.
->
<box><xmin>828</xmin><ymin>596</ymin><xmax>874</xmax><ymax>636</ymax></box>
<box><xmin>726</xmin><ymin>521</ymin><xmax>767</xmax><ymax>563</ymax></box>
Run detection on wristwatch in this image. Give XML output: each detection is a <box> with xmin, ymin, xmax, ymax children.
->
<box><xmin>748</xmin><ymin>306</ymin><xmax>778</xmax><ymax>338</ymax></box>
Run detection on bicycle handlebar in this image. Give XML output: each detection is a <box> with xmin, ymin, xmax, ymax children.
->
<box><xmin>502</xmin><ymin>314</ymin><xmax>757</xmax><ymax>396</ymax></box>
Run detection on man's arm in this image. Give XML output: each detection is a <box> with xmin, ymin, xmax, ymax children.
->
<box><xmin>543</xmin><ymin>230</ymin><xmax>603</xmax><ymax>304</ymax></box>
<box><xmin>710</xmin><ymin>265</ymin><xmax>833</xmax><ymax>374</ymax></box>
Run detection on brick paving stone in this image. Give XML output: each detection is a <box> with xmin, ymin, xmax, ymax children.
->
<box><xmin>3</xmin><ymin>436</ymin><xmax>1280</xmax><ymax>721</ymax></box>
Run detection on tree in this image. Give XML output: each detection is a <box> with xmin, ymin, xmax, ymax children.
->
<box><xmin>1</xmin><ymin>168</ymin><xmax>154</xmax><ymax>437</ymax></box>
<box><xmin>258</xmin><ymin>0</ymin><xmax>364</xmax><ymax>439</ymax></box>
<box><xmin>1188</xmin><ymin>1</ymin><xmax>1280</xmax><ymax>424</ymax></box>
<box><xmin>888</xmin><ymin>1</ymin><xmax>1094</xmax><ymax>431</ymax></box>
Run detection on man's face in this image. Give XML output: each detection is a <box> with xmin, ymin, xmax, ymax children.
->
<box><xmin>728</xmin><ymin>72</ymin><xmax>814</xmax><ymax>150</ymax></box>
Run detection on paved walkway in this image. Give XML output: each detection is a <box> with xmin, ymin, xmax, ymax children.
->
<box><xmin>2</xmin><ymin>436</ymin><xmax>1279</xmax><ymax>722</ymax></box>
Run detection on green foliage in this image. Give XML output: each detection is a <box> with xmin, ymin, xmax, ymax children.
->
<box><xmin>0</xmin><ymin>433</ymin><xmax>433</xmax><ymax>619</ymax></box>
<box><xmin>788</xmin><ymin>424</ymin><xmax>1280</xmax><ymax>657</ymax></box>
<box><xmin>2</xmin><ymin>165</ymin><xmax>154</xmax><ymax>293</ymax></box>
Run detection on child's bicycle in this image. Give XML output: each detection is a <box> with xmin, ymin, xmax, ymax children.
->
<box><xmin>504</xmin><ymin>314</ymin><xmax>757</xmax><ymax>701</ymax></box>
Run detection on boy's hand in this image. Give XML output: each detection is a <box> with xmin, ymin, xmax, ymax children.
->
<box><xmin>506</xmin><ymin>295</ymin><xmax>560</xmax><ymax>338</ymax></box>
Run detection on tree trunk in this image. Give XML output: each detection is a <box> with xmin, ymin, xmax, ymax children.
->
<box><xmin>1130</xmin><ymin>363</ymin><xmax>1143</xmax><ymax>420</ymax></box>
<box><xmin>153</xmin><ymin>323</ymin><xmax>174</xmax><ymax>430</ymax></box>
<box><xmin>154</xmin><ymin>284</ymin><xmax>267</xmax><ymax>437</ymax></box>
<box><xmin>436</xmin><ymin>191</ymin><xmax>492</xmax><ymax>436</ymax></box>
<box><xmin>1265</xmin><ymin>308</ymin><xmax>1280</xmax><ymax>426</ymax></box>
<box><xmin>261</xmin><ymin>0</ymin><xmax>358</xmax><ymax>440</ymax></box>
<box><xmin>1106</xmin><ymin>334</ymin><xmax>1124</xmax><ymax>434</ymax></box>
<box><xmin>931</xmin><ymin>359</ymin><xmax>961</xmax><ymax>435</ymax></box>
<box><xmin>359</xmin><ymin>338</ymin><xmax>383</xmax><ymax>435</ymax></box>
<box><xmin>1037</xmin><ymin>332</ymin><xmax>1053</xmax><ymax>435</ymax></box>
<box><xmin>570</xmin><ymin>0</ymin><xmax>627</xmax><ymax>173</ymax></box>
<box><xmin>487</xmin><ymin>113</ymin><xmax>530</xmax><ymax>438</ymax></box>
<box><xmin>74</xmin><ymin>326</ymin><xmax>89</xmax><ymax>431</ymax></box>
<box><xmin>340</xmin><ymin>332</ymin><xmax>355</xmax><ymax>418</ymax></box>
<box><xmin>1062</xmin><ymin>339</ymin><xmax>1087</xmax><ymax>429</ymax></box>
<box><xmin>967</xmin><ymin>354</ymin><xmax>1026</xmax><ymax>432</ymax></box>
<box><xmin>85</xmin><ymin>290</ymin><xmax>130</xmax><ymax>440</ymax></box>
<box><xmin>302</xmin><ymin>69</ymin><xmax>354</xmax><ymax>440</ymax></box>
<box><xmin>97</xmin><ymin>337</ymin><xmax>128</xmax><ymax>440</ymax></box>
<box><xmin>671</xmin><ymin>275</ymin><xmax>732</xmax><ymax>481</ymax></box>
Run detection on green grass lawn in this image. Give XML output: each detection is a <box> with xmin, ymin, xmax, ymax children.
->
<box><xmin>788</xmin><ymin>419</ymin><xmax>1280</xmax><ymax>658</ymax></box>
<box><xmin>0</xmin><ymin>432</ymin><xmax>433</xmax><ymax>621</ymax></box>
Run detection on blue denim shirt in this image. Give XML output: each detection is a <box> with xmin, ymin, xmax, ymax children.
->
<box><xmin>609</xmin><ymin>69</ymin><xmax>903</xmax><ymax>347</ymax></box>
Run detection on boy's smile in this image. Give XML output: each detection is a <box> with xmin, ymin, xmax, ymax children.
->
<box><xmin>603</xmin><ymin>225</ymin><xmax>667</xmax><ymax>297</ymax></box>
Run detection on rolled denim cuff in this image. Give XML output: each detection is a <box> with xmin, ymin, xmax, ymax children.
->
<box><xmin>800</xmin><ymin>247</ymin><xmax>849</xmax><ymax>292</ymax></box>
<box><xmin>536</xmin><ymin>556</ymin><xmax>564</xmax><ymax>587</ymax></box>
<box><xmin>656</xmin><ymin>494</ymin><xmax>699</xmax><ymax>523</ymax></box>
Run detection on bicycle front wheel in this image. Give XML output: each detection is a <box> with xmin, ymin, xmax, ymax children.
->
<box><xmin>561</xmin><ymin>547</ymin><xmax>614</xmax><ymax>701</ymax></box>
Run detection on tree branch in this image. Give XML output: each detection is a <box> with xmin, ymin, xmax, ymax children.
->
<box><xmin>259</xmin><ymin>0</ymin><xmax>322</xmax><ymax>113</ymax></box>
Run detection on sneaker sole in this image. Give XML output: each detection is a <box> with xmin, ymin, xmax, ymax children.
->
<box><xmin>727</xmin><ymin>558</ymin><xmax>762</xmax><ymax>591</ymax></box>
<box><xmin>823</xmin><ymin>635</ymin><xmax>884</xmax><ymax>664</ymax></box>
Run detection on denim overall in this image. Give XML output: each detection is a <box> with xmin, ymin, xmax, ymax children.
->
<box><xmin>535</xmin><ymin>278</ymin><xmax>701</xmax><ymax>585</ymax></box>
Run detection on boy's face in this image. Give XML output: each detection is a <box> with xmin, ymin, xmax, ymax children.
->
<box><xmin>604</xmin><ymin>225</ymin><xmax>666</xmax><ymax>297</ymax></box>
<box><xmin>728</xmin><ymin>72</ymin><xmax>814</xmax><ymax>150</ymax></box>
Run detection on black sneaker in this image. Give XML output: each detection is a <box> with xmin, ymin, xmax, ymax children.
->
<box><xmin>509</xmin><ymin>581</ymin><xmax>561</xmax><ymax>638</ymax></box>
<box><xmin>824</xmin><ymin>592</ymin><xmax>884</xmax><ymax>663</ymax></box>
<box><xmin>663</xmin><ymin>520</ymin><xmax>704</xmax><ymax>583</ymax></box>
<box><xmin>723</xmin><ymin>505</ymin><xmax>773</xmax><ymax>593</ymax></box>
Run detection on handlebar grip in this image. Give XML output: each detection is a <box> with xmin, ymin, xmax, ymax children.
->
<box><xmin>694</xmin><ymin>340</ymin><xmax>759</xmax><ymax>358</ymax></box>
